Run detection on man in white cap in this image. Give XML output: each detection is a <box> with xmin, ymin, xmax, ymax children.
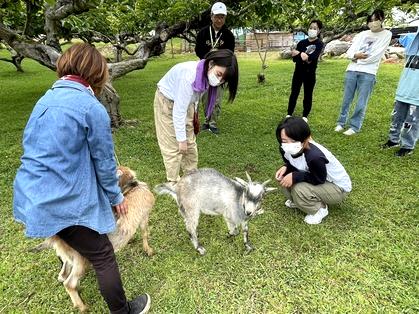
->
<box><xmin>195</xmin><ymin>2</ymin><xmax>235</xmax><ymax>134</ymax></box>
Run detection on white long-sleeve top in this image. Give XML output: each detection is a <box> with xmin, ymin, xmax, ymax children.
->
<box><xmin>157</xmin><ymin>61</ymin><xmax>201</xmax><ymax>142</ymax></box>
<box><xmin>346</xmin><ymin>29</ymin><xmax>392</xmax><ymax>75</ymax></box>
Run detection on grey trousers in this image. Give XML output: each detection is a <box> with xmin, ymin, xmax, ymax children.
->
<box><xmin>201</xmin><ymin>86</ymin><xmax>224</xmax><ymax>127</ymax></box>
<box><xmin>282</xmin><ymin>182</ymin><xmax>348</xmax><ymax>215</ymax></box>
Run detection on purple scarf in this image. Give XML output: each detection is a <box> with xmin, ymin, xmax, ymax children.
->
<box><xmin>192</xmin><ymin>60</ymin><xmax>217</xmax><ymax>119</ymax></box>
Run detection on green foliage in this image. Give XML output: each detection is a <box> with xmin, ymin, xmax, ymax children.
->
<box><xmin>0</xmin><ymin>51</ymin><xmax>418</xmax><ymax>312</ymax></box>
<box><xmin>1</xmin><ymin>1</ymin><xmax>418</xmax><ymax>48</ymax></box>
<box><xmin>0</xmin><ymin>1</ymin><xmax>25</xmax><ymax>27</ymax></box>
<box><xmin>132</xmin><ymin>0</ymin><xmax>209</xmax><ymax>31</ymax></box>
<box><xmin>233</xmin><ymin>0</ymin><xmax>417</xmax><ymax>33</ymax></box>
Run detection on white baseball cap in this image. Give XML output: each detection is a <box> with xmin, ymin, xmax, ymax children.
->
<box><xmin>211</xmin><ymin>2</ymin><xmax>227</xmax><ymax>15</ymax></box>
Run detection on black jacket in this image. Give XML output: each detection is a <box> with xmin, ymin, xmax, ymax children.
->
<box><xmin>195</xmin><ymin>24</ymin><xmax>235</xmax><ymax>59</ymax></box>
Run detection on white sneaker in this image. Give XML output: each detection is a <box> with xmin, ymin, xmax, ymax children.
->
<box><xmin>285</xmin><ymin>114</ymin><xmax>291</xmax><ymax>118</ymax></box>
<box><xmin>304</xmin><ymin>206</ymin><xmax>328</xmax><ymax>224</ymax></box>
<box><xmin>334</xmin><ymin>125</ymin><xmax>344</xmax><ymax>132</ymax></box>
<box><xmin>343</xmin><ymin>128</ymin><xmax>356</xmax><ymax>136</ymax></box>
<box><xmin>284</xmin><ymin>199</ymin><xmax>298</xmax><ymax>208</ymax></box>
<box><xmin>302</xmin><ymin>117</ymin><xmax>308</xmax><ymax>123</ymax></box>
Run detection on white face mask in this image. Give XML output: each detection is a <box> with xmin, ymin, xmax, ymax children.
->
<box><xmin>208</xmin><ymin>70</ymin><xmax>222</xmax><ymax>87</ymax></box>
<box><xmin>282</xmin><ymin>142</ymin><xmax>303</xmax><ymax>155</ymax></box>
<box><xmin>308</xmin><ymin>29</ymin><xmax>318</xmax><ymax>39</ymax></box>
<box><xmin>368</xmin><ymin>20</ymin><xmax>382</xmax><ymax>32</ymax></box>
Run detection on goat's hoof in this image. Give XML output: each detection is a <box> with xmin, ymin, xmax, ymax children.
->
<box><xmin>245</xmin><ymin>243</ymin><xmax>254</xmax><ymax>252</ymax></box>
<box><xmin>227</xmin><ymin>230</ymin><xmax>239</xmax><ymax>238</ymax></box>
<box><xmin>197</xmin><ymin>246</ymin><xmax>206</xmax><ymax>255</ymax></box>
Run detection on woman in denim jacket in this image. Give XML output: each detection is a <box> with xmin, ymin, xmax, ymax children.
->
<box><xmin>13</xmin><ymin>43</ymin><xmax>150</xmax><ymax>314</ymax></box>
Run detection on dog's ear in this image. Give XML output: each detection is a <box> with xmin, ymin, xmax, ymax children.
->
<box><xmin>117</xmin><ymin>169</ymin><xmax>123</xmax><ymax>178</ymax></box>
<box><xmin>129</xmin><ymin>169</ymin><xmax>137</xmax><ymax>179</ymax></box>
<box><xmin>234</xmin><ymin>177</ymin><xmax>248</xmax><ymax>187</ymax></box>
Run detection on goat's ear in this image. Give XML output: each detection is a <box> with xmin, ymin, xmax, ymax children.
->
<box><xmin>234</xmin><ymin>177</ymin><xmax>247</xmax><ymax>187</ymax></box>
<box><xmin>265</xmin><ymin>187</ymin><xmax>277</xmax><ymax>193</ymax></box>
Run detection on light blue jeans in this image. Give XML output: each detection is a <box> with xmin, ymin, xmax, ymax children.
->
<box><xmin>337</xmin><ymin>71</ymin><xmax>376</xmax><ymax>132</ymax></box>
<box><xmin>388</xmin><ymin>100</ymin><xmax>418</xmax><ymax>150</ymax></box>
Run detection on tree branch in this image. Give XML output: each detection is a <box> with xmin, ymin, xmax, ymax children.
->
<box><xmin>323</xmin><ymin>26</ymin><xmax>365</xmax><ymax>44</ymax></box>
<box><xmin>0</xmin><ymin>23</ymin><xmax>60</xmax><ymax>70</ymax></box>
<box><xmin>107</xmin><ymin>14</ymin><xmax>206</xmax><ymax>80</ymax></box>
<box><xmin>113</xmin><ymin>43</ymin><xmax>141</xmax><ymax>56</ymax></box>
<box><xmin>44</xmin><ymin>0</ymin><xmax>96</xmax><ymax>51</ymax></box>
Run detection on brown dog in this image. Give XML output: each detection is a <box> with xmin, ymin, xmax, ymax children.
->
<box><xmin>32</xmin><ymin>166</ymin><xmax>154</xmax><ymax>312</ymax></box>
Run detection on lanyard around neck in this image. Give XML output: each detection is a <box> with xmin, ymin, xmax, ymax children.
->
<box><xmin>209</xmin><ymin>26</ymin><xmax>222</xmax><ymax>50</ymax></box>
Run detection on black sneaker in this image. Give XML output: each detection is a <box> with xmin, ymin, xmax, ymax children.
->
<box><xmin>129</xmin><ymin>294</ymin><xmax>151</xmax><ymax>314</ymax></box>
<box><xmin>209</xmin><ymin>126</ymin><xmax>220</xmax><ymax>134</ymax></box>
<box><xmin>382</xmin><ymin>140</ymin><xmax>399</xmax><ymax>149</ymax></box>
<box><xmin>201</xmin><ymin>123</ymin><xmax>210</xmax><ymax>131</ymax></box>
<box><xmin>395</xmin><ymin>148</ymin><xmax>413</xmax><ymax>157</ymax></box>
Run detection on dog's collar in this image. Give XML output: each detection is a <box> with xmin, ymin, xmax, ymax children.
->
<box><xmin>121</xmin><ymin>180</ymin><xmax>139</xmax><ymax>196</ymax></box>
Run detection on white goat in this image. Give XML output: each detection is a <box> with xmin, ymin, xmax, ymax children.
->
<box><xmin>155</xmin><ymin>168</ymin><xmax>276</xmax><ymax>255</ymax></box>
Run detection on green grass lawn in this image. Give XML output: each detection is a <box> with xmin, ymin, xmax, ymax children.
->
<box><xmin>0</xmin><ymin>51</ymin><xmax>418</xmax><ymax>313</ymax></box>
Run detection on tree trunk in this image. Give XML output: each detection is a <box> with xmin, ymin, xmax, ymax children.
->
<box><xmin>12</xmin><ymin>54</ymin><xmax>24</xmax><ymax>72</ymax></box>
<box><xmin>2</xmin><ymin>45</ymin><xmax>25</xmax><ymax>72</ymax></box>
<box><xmin>253</xmin><ymin>29</ymin><xmax>269</xmax><ymax>83</ymax></box>
<box><xmin>0</xmin><ymin>55</ymin><xmax>25</xmax><ymax>72</ymax></box>
<box><xmin>98</xmin><ymin>83</ymin><xmax>122</xmax><ymax>128</ymax></box>
<box><xmin>115</xmin><ymin>47</ymin><xmax>123</xmax><ymax>62</ymax></box>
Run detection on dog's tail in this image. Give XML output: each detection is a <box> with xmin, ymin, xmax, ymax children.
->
<box><xmin>29</xmin><ymin>239</ymin><xmax>53</xmax><ymax>253</ymax></box>
<box><xmin>154</xmin><ymin>183</ymin><xmax>178</xmax><ymax>203</ymax></box>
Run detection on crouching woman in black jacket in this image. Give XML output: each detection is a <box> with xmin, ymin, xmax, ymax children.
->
<box><xmin>275</xmin><ymin>117</ymin><xmax>352</xmax><ymax>224</ymax></box>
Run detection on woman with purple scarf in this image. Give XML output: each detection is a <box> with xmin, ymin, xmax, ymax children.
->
<box><xmin>154</xmin><ymin>49</ymin><xmax>238</xmax><ymax>184</ymax></box>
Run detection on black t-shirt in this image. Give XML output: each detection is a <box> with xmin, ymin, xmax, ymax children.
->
<box><xmin>292</xmin><ymin>38</ymin><xmax>324</xmax><ymax>72</ymax></box>
<box><xmin>195</xmin><ymin>24</ymin><xmax>235</xmax><ymax>59</ymax></box>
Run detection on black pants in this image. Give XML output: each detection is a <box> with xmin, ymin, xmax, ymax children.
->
<box><xmin>287</xmin><ymin>69</ymin><xmax>316</xmax><ymax>117</ymax></box>
<box><xmin>57</xmin><ymin>226</ymin><xmax>129</xmax><ymax>314</ymax></box>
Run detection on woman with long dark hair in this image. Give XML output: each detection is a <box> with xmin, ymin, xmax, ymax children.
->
<box><xmin>154</xmin><ymin>49</ymin><xmax>238</xmax><ymax>184</ymax></box>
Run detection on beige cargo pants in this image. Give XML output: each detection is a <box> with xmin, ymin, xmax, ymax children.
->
<box><xmin>154</xmin><ymin>89</ymin><xmax>198</xmax><ymax>182</ymax></box>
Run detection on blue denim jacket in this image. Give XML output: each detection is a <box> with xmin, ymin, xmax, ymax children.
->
<box><xmin>13</xmin><ymin>80</ymin><xmax>123</xmax><ymax>238</ymax></box>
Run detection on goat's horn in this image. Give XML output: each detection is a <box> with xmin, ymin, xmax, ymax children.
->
<box><xmin>262</xmin><ymin>179</ymin><xmax>271</xmax><ymax>187</ymax></box>
<box><xmin>245</xmin><ymin>171</ymin><xmax>252</xmax><ymax>183</ymax></box>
